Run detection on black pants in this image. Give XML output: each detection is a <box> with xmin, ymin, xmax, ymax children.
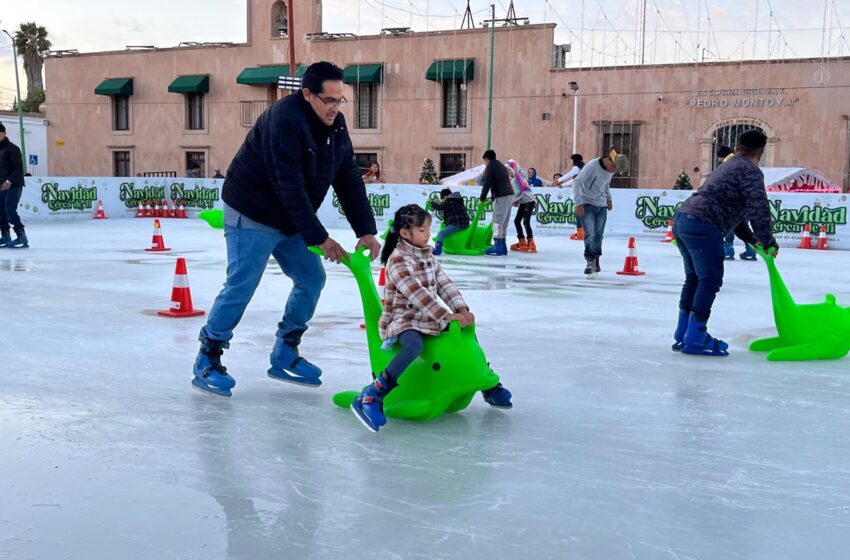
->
<box><xmin>514</xmin><ymin>201</ymin><xmax>534</xmax><ymax>239</ymax></box>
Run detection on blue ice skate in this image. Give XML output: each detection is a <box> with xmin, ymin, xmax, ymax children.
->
<box><xmin>739</xmin><ymin>246</ymin><xmax>757</xmax><ymax>261</ymax></box>
<box><xmin>482</xmin><ymin>383</ymin><xmax>513</xmax><ymax>409</ymax></box>
<box><xmin>7</xmin><ymin>231</ymin><xmax>28</xmax><ymax>249</ymax></box>
<box><xmin>267</xmin><ymin>337</ymin><xmax>322</xmax><ymax>387</ymax></box>
<box><xmin>193</xmin><ymin>338</ymin><xmax>236</xmax><ymax>397</ymax></box>
<box><xmin>0</xmin><ymin>232</ymin><xmax>11</xmax><ymax>248</ymax></box>
<box><xmin>351</xmin><ymin>373</ymin><xmax>393</xmax><ymax>432</ymax></box>
<box><xmin>672</xmin><ymin>308</ymin><xmax>688</xmax><ymax>351</ymax></box>
<box><xmin>681</xmin><ymin>313</ymin><xmax>729</xmax><ymax>357</ymax></box>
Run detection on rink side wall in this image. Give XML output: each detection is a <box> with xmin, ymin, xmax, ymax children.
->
<box><xmin>17</xmin><ymin>178</ymin><xmax>850</xmax><ymax>249</ymax></box>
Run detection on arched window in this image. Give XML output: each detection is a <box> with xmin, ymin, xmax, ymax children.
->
<box><xmin>271</xmin><ymin>1</ymin><xmax>288</xmax><ymax>37</ymax></box>
<box><xmin>711</xmin><ymin>124</ymin><xmax>766</xmax><ymax>170</ymax></box>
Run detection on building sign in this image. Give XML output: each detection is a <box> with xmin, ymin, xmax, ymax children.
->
<box><xmin>686</xmin><ymin>88</ymin><xmax>798</xmax><ymax>109</ymax></box>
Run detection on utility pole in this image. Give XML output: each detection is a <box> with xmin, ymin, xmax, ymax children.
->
<box><xmin>287</xmin><ymin>0</ymin><xmax>296</xmax><ymax>78</ymax></box>
<box><xmin>486</xmin><ymin>4</ymin><xmax>495</xmax><ymax>150</ymax></box>
<box><xmin>2</xmin><ymin>29</ymin><xmax>27</xmax><ymax>170</ymax></box>
<box><xmin>640</xmin><ymin>0</ymin><xmax>647</xmax><ymax>65</ymax></box>
<box><xmin>461</xmin><ymin>0</ymin><xmax>475</xmax><ymax>29</ymax></box>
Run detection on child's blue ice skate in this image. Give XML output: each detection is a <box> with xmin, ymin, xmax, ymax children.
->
<box><xmin>433</xmin><ymin>241</ymin><xmax>443</xmax><ymax>256</ymax></box>
<box><xmin>672</xmin><ymin>308</ymin><xmax>688</xmax><ymax>351</ymax></box>
<box><xmin>724</xmin><ymin>244</ymin><xmax>735</xmax><ymax>260</ymax></box>
<box><xmin>192</xmin><ymin>338</ymin><xmax>236</xmax><ymax>398</ymax></box>
<box><xmin>0</xmin><ymin>232</ymin><xmax>11</xmax><ymax>248</ymax></box>
<box><xmin>351</xmin><ymin>373</ymin><xmax>394</xmax><ymax>432</ymax></box>
<box><xmin>482</xmin><ymin>383</ymin><xmax>512</xmax><ymax>409</ymax></box>
<box><xmin>267</xmin><ymin>337</ymin><xmax>322</xmax><ymax>387</ymax></box>
<box><xmin>681</xmin><ymin>313</ymin><xmax>729</xmax><ymax>357</ymax></box>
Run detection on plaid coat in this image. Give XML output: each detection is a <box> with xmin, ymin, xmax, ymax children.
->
<box><xmin>431</xmin><ymin>192</ymin><xmax>470</xmax><ymax>229</ymax></box>
<box><xmin>379</xmin><ymin>239</ymin><xmax>469</xmax><ymax>340</ymax></box>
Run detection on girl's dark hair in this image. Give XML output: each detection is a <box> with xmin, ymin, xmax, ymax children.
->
<box><xmin>440</xmin><ymin>188</ymin><xmax>452</xmax><ymax>198</ymax></box>
<box><xmin>571</xmin><ymin>153</ymin><xmax>585</xmax><ymax>168</ymax></box>
<box><xmin>381</xmin><ymin>204</ymin><xmax>430</xmax><ymax>264</ymax></box>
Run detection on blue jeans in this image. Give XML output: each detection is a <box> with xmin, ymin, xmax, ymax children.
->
<box><xmin>199</xmin><ymin>212</ymin><xmax>326</xmax><ymax>347</ymax></box>
<box><xmin>385</xmin><ymin>330</ymin><xmax>424</xmax><ymax>382</ymax></box>
<box><xmin>436</xmin><ymin>224</ymin><xmax>463</xmax><ymax>243</ymax></box>
<box><xmin>0</xmin><ymin>186</ymin><xmax>24</xmax><ymax>234</ymax></box>
<box><xmin>673</xmin><ymin>212</ymin><xmax>725</xmax><ymax>321</ymax></box>
<box><xmin>581</xmin><ymin>204</ymin><xmax>607</xmax><ymax>258</ymax></box>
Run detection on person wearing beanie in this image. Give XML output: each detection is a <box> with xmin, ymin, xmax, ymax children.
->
<box><xmin>573</xmin><ymin>155</ymin><xmax>616</xmax><ymax>276</ymax></box>
<box><xmin>671</xmin><ymin>130</ymin><xmax>778</xmax><ymax>357</ymax></box>
<box><xmin>0</xmin><ymin>122</ymin><xmax>27</xmax><ymax>248</ymax></box>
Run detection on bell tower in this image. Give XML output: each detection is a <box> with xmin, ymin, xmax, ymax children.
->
<box><xmin>249</xmin><ymin>0</ymin><xmax>323</xmax><ymax>44</ymax></box>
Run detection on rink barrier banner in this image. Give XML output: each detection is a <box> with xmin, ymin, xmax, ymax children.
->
<box><xmin>19</xmin><ymin>179</ymin><xmax>850</xmax><ymax>249</ymax></box>
<box><xmin>19</xmin><ymin>177</ymin><xmax>224</xmax><ymax>220</ymax></box>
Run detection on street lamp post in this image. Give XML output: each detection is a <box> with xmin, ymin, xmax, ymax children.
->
<box><xmin>569</xmin><ymin>81</ymin><xmax>579</xmax><ymax>155</ymax></box>
<box><xmin>2</xmin><ymin>29</ymin><xmax>27</xmax><ymax>170</ymax></box>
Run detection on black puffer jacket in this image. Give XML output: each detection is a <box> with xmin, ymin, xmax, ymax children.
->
<box><xmin>479</xmin><ymin>159</ymin><xmax>513</xmax><ymax>201</ymax></box>
<box><xmin>0</xmin><ymin>137</ymin><xmax>24</xmax><ymax>189</ymax></box>
<box><xmin>222</xmin><ymin>92</ymin><xmax>376</xmax><ymax>246</ymax></box>
<box><xmin>678</xmin><ymin>155</ymin><xmax>776</xmax><ymax>248</ymax></box>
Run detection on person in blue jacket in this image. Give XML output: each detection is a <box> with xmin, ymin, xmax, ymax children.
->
<box><xmin>192</xmin><ymin>62</ymin><xmax>381</xmax><ymax>398</ymax></box>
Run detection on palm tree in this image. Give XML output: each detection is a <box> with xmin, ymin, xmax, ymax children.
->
<box><xmin>14</xmin><ymin>22</ymin><xmax>52</xmax><ymax>100</ymax></box>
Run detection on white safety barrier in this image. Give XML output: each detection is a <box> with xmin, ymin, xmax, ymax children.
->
<box><xmin>18</xmin><ymin>178</ymin><xmax>850</xmax><ymax>249</ymax></box>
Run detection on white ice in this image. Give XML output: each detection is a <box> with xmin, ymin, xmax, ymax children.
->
<box><xmin>3</xmin><ymin>219</ymin><xmax>850</xmax><ymax>560</ymax></box>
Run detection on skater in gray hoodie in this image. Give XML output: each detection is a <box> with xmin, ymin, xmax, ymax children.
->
<box><xmin>573</xmin><ymin>155</ymin><xmax>617</xmax><ymax>275</ymax></box>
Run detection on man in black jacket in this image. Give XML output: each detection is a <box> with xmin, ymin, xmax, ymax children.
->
<box><xmin>479</xmin><ymin>150</ymin><xmax>513</xmax><ymax>256</ymax></box>
<box><xmin>193</xmin><ymin>62</ymin><xmax>381</xmax><ymax>398</ymax></box>
<box><xmin>0</xmin><ymin>123</ymin><xmax>27</xmax><ymax>248</ymax></box>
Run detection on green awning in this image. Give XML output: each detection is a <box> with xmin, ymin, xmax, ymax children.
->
<box><xmin>425</xmin><ymin>59</ymin><xmax>474</xmax><ymax>82</ymax></box>
<box><xmin>94</xmin><ymin>78</ymin><xmax>134</xmax><ymax>96</ymax></box>
<box><xmin>168</xmin><ymin>75</ymin><xmax>210</xmax><ymax>93</ymax></box>
<box><xmin>237</xmin><ymin>65</ymin><xmax>306</xmax><ymax>85</ymax></box>
<box><xmin>342</xmin><ymin>64</ymin><xmax>383</xmax><ymax>84</ymax></box>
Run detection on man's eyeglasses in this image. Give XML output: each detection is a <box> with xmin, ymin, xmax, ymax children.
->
<box><xmin>315</xmin><ymin>95</ymin><xmax>347</xmax><ymax>109</ymax></box>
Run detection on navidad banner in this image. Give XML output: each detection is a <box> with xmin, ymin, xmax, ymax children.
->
<box><xmin>17</xmin><ymin>179</ymin><xmax>850</xmax><ymax>249</ymax></box>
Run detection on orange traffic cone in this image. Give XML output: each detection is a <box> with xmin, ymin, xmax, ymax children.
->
<box><xmin>170</xmin><ymin>198</ymin><xmax>178</xmax><ymax>218</ymax></box>
<box><xmin>661</xmin><ymin>220</ymin><xmax>674</xmax><ymax>243</ymax></box>
<box><xmin>136</xmin><ymin>200</ymin><xmax>145</xmax><ymax>218</ymax></box>
<box><xmin>157</xmin><ymin>258</ymin><xmax>205</xmax><ymax>318</ymax></box>
<box><xmin>815</xmin><ymin>225</ymin><xmax>831</xmax><ymax>250</ymax></box>
<box><xmin>378</xmin><ymin>266</ymin><xmax>387</xmax><ymax>304</ymax></box>
<box><xmin>144</xmin><ymin>200</ymin><xmax>153</xmax><ymax>217</ymax></box>
<box><xmin>153</xmin><ymin>200</ymin><xmax>161</xmax><ymax>218</ymax></box>
<box><xmin>798</xmin><ymin>224</ymin><xmax>813</xmax><ymax>249</ymax></box>
<box><xmin>569</xmin><ymin>227</ymin><xmax>585</xmax><ymax>241</ymax></box>
<box><xmin>144</xmin><ymin>219</ymin><xmax>172</xmax><ymax>252</ymax></box>
<box><xmin>177</xmin><ymin>201</ymin><xmax>187</xmax><ymax>219</ymax></box>
<box><xmin>616</xmin><ymin>237</ymin><xmax>646</xmax><ymax>276</ymax></box>
<box><xmin>94</xmin><ymin>200</ymin><xmax>107</xmax><ymax>219</ymax></box>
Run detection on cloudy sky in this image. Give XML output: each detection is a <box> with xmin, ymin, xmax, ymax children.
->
<box><xmin>1</xmin><ymin>0</ymin><xmax>847</xmax><ymax>104</ymax></box>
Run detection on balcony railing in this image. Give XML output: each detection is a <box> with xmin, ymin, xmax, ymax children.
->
<box><xmin>240</xmin><ymin>100</ymin><xmax>271</xmax><ymax>127</ymax></box>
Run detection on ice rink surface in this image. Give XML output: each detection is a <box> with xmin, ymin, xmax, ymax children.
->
<box><xmin>2</xmin><ymin>218</ymin><xmax>850</xmax><ymax>560</ymax></box>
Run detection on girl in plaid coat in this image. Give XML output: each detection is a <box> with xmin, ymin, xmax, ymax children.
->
<box><xmin>351</xmin><ymin>204</ymin><xmax>513</xmax><ymax>432</ymax></box>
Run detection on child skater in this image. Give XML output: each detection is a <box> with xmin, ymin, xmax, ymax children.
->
<box><xmin>351</xmin><ymin>204</ymin><xmax>513</xmax><ymax>432</ymax></box>
<box><xmin>430</xmin><ymin>188</ymin><xmax>470</xmax><ymax>256</ymax></box>
<box><xmin>505</xmin><ymin>159</ymin><xmax>537</xmax><ymax>253</ymax></box>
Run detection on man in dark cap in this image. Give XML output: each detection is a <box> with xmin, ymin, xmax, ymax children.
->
<box><xmin>670</xmin><ymin>130</ymin><xmax>778</xmax><ymax>357</ymax></box>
